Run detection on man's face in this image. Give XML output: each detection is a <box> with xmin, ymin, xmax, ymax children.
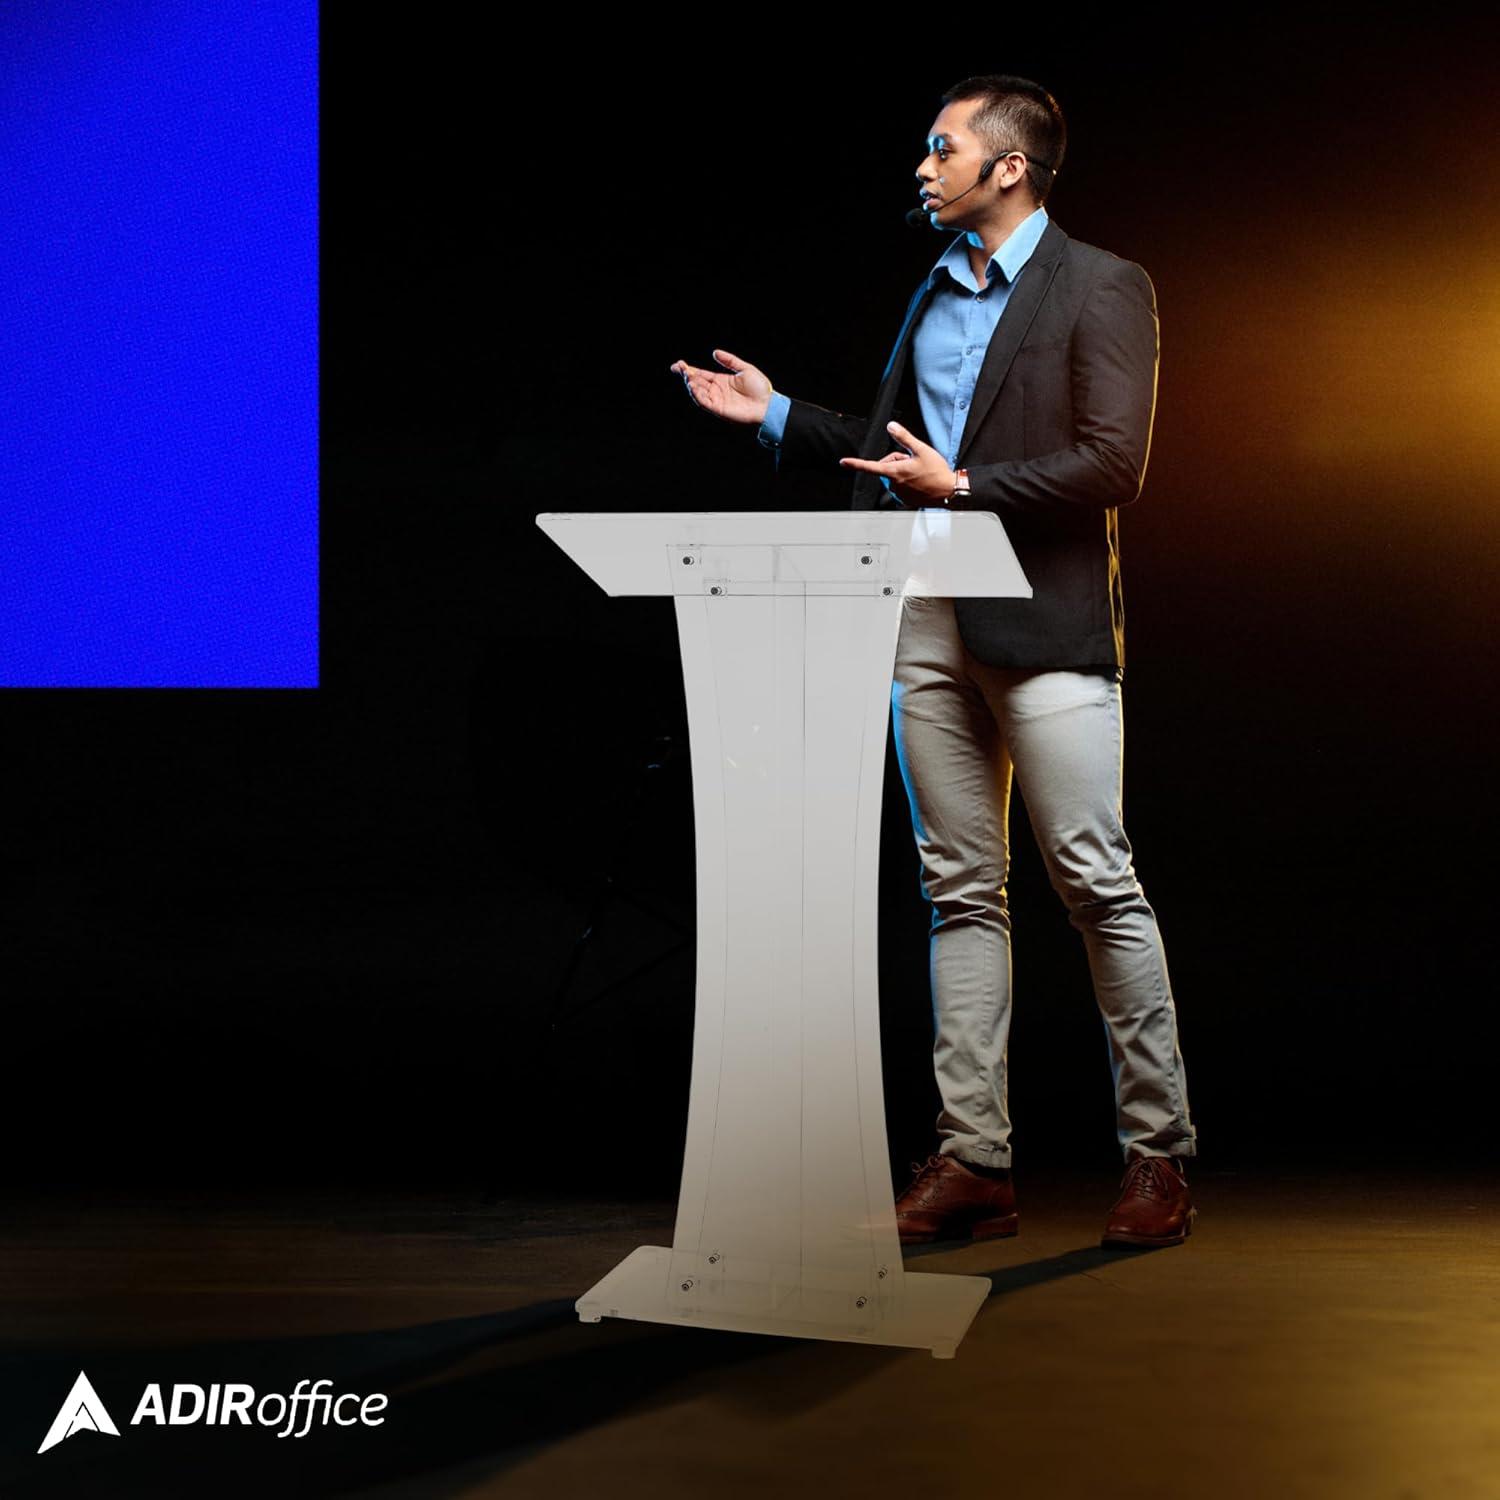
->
<box><xmin>914</xmin><ymin>98</ymin><xmax>1016</xmax><ymax>225</ymax></box>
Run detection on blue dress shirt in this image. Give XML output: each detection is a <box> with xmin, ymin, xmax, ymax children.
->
<box><xmin>758</xmin><ymin>206</ymin><xmax>1050</xmax><ymax>468</ymax></box>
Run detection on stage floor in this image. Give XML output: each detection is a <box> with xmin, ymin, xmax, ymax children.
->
<box><xmin>2</xmin><ymin>1164</ymin><xmax>1496</xmax><ymax>1498</ymax></box>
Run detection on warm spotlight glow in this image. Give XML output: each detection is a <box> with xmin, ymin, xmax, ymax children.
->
<box><xmin>1284</xmin><ymin>247</ymin><xmax>1500</xmax><ymax>485</ymax></box>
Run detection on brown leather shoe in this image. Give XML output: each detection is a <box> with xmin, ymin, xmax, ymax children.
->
<box><xmin>894</xmin><ymin>1153</ymin><xmax>1019</xmax><ymax>1245</ymax></box>
<box><xmin>1101</xmin><ymin>1153</ymin><xmax>1196</xmax><ymax>1248</ymax></box>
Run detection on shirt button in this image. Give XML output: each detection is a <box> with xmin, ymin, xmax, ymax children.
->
<box><xmin>958</xmin><ymin>399</ymin><xmax>967</xmax><ymax>409</ymax></box>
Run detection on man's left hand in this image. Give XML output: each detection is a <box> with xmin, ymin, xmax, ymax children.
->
<box><xmin>840</xmin><ymin>422</ymin><xmax>955</xmax><ymax>507</ymax></box>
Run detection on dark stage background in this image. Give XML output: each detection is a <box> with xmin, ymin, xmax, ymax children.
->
<box><xmin>4</xmin><ymin>24</ymin><xmax>1497</xmax><ymax>1192</ymax></box>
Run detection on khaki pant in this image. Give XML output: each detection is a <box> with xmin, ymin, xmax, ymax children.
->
<box><xmin>891</xmin><ymin>594</ymin><xmax>1198</xmax><ymax>1168</ymax></box>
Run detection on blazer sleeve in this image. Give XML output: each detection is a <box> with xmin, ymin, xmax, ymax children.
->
<box><xmin>761</xmin><ymin>395</ymin><xmax>870</xmax><ymax>474</ymax></box>
<box><xmin>963</xmin><ymin>258</ymin><xmax>1159</xmax><ymax>515</ymax></box>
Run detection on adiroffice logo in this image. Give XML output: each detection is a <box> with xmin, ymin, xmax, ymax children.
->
<box><xmin>39</xmin><ymin>1370</ymin><xmax>388</xmax><ymax>1454</ymax></box>
<box><xmin>37</xmin><ymin>1372</ymin><xmax>119</xmax><ymax>1453</ymax></box>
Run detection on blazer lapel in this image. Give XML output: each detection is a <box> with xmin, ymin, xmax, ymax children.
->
<box><xmin>848</xmin><ymin>277</ymin><xmax>937</xmax><ymax>459</ymax></box>
<box><xmin>955</xmin><ymin>216</ymin><xmax>1068</xmax><ymax>463</ymax></box>
<box><xmin>848</xmin><ymin>275</ymin><xmax>940</xmax><ymax>507</ymax></box>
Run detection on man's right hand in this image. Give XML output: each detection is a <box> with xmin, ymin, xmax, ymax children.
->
<box><xmin>669</xmin><ymin>348</ymin><xmax>772</xmax><ymax>426</ymax></box>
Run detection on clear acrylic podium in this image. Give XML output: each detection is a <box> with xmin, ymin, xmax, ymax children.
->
<box><xmin>537</xmin><ymin>509</ymin><xmax>1030</xmax><ymax>1359</ymax></box>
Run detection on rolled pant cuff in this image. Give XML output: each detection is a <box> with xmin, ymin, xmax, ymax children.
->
<box><xmin>942</xmin><ymin>1144</ymin><xmax>1012</xmax><ymax>1169</ymax></box>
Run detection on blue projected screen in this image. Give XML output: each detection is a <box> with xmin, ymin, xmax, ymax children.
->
<box><xmin>0</xmin><ymin>2</ymin><xmax>318</xmax><ymax>687</ymax></box>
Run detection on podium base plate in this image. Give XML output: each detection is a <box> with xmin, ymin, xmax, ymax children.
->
<box><xmin>576</xmin><ymin>1245</ymin><xmax>989</xmax><ymax>1359</ymax></box>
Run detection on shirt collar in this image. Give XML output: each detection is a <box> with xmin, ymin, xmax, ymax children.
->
<box><xmin>927</xmin><ymin>205</ymin><xmax>1049</xmax><ymax>293</ymax></box>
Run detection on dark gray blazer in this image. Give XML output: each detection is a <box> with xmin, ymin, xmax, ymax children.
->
<box><xmin>768</xmin><ymin>216</ymin><xmax>1159</xmax><ymax>674</ymax></box>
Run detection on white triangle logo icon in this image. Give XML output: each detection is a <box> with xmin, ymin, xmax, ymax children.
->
<box><xmin>38</xmin><ymin>1370</ymin><xmax>121</xmax><ymax>1454</ymax></box>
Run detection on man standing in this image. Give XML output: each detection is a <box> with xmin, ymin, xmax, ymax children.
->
<box><xmin>670</xmin><ymin>75</ymin><xmax>1198</xmax><ymax>1249</ymax></box>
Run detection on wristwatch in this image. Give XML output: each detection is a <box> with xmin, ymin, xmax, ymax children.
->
<box><xmin>948</xmin><ymin>468</ymin><xmax>971</xmax><ymax>506</ymax></box>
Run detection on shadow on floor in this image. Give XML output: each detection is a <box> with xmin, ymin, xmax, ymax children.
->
<box><xmin>0</xmin><ymin>1239</ymin><xmax>1113</xmax><ymax>1499</ymax></box>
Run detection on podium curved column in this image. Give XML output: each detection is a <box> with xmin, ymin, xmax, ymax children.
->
<box><xmin>537</xmin><ymin>511</ymin><xmax>1029</xmax><ymax>1358</ymax></box>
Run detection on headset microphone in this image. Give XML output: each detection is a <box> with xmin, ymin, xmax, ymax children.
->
<box><xmin>904</xmin><ymin>155</ymin><xmax>999</xmax><ymax>227</ymax></box>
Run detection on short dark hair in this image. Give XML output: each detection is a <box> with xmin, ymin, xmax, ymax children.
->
<box><xmin>940</xmin><ymin>75</ymin><xmax>1066</xmax><ymax>207</ymax></box>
